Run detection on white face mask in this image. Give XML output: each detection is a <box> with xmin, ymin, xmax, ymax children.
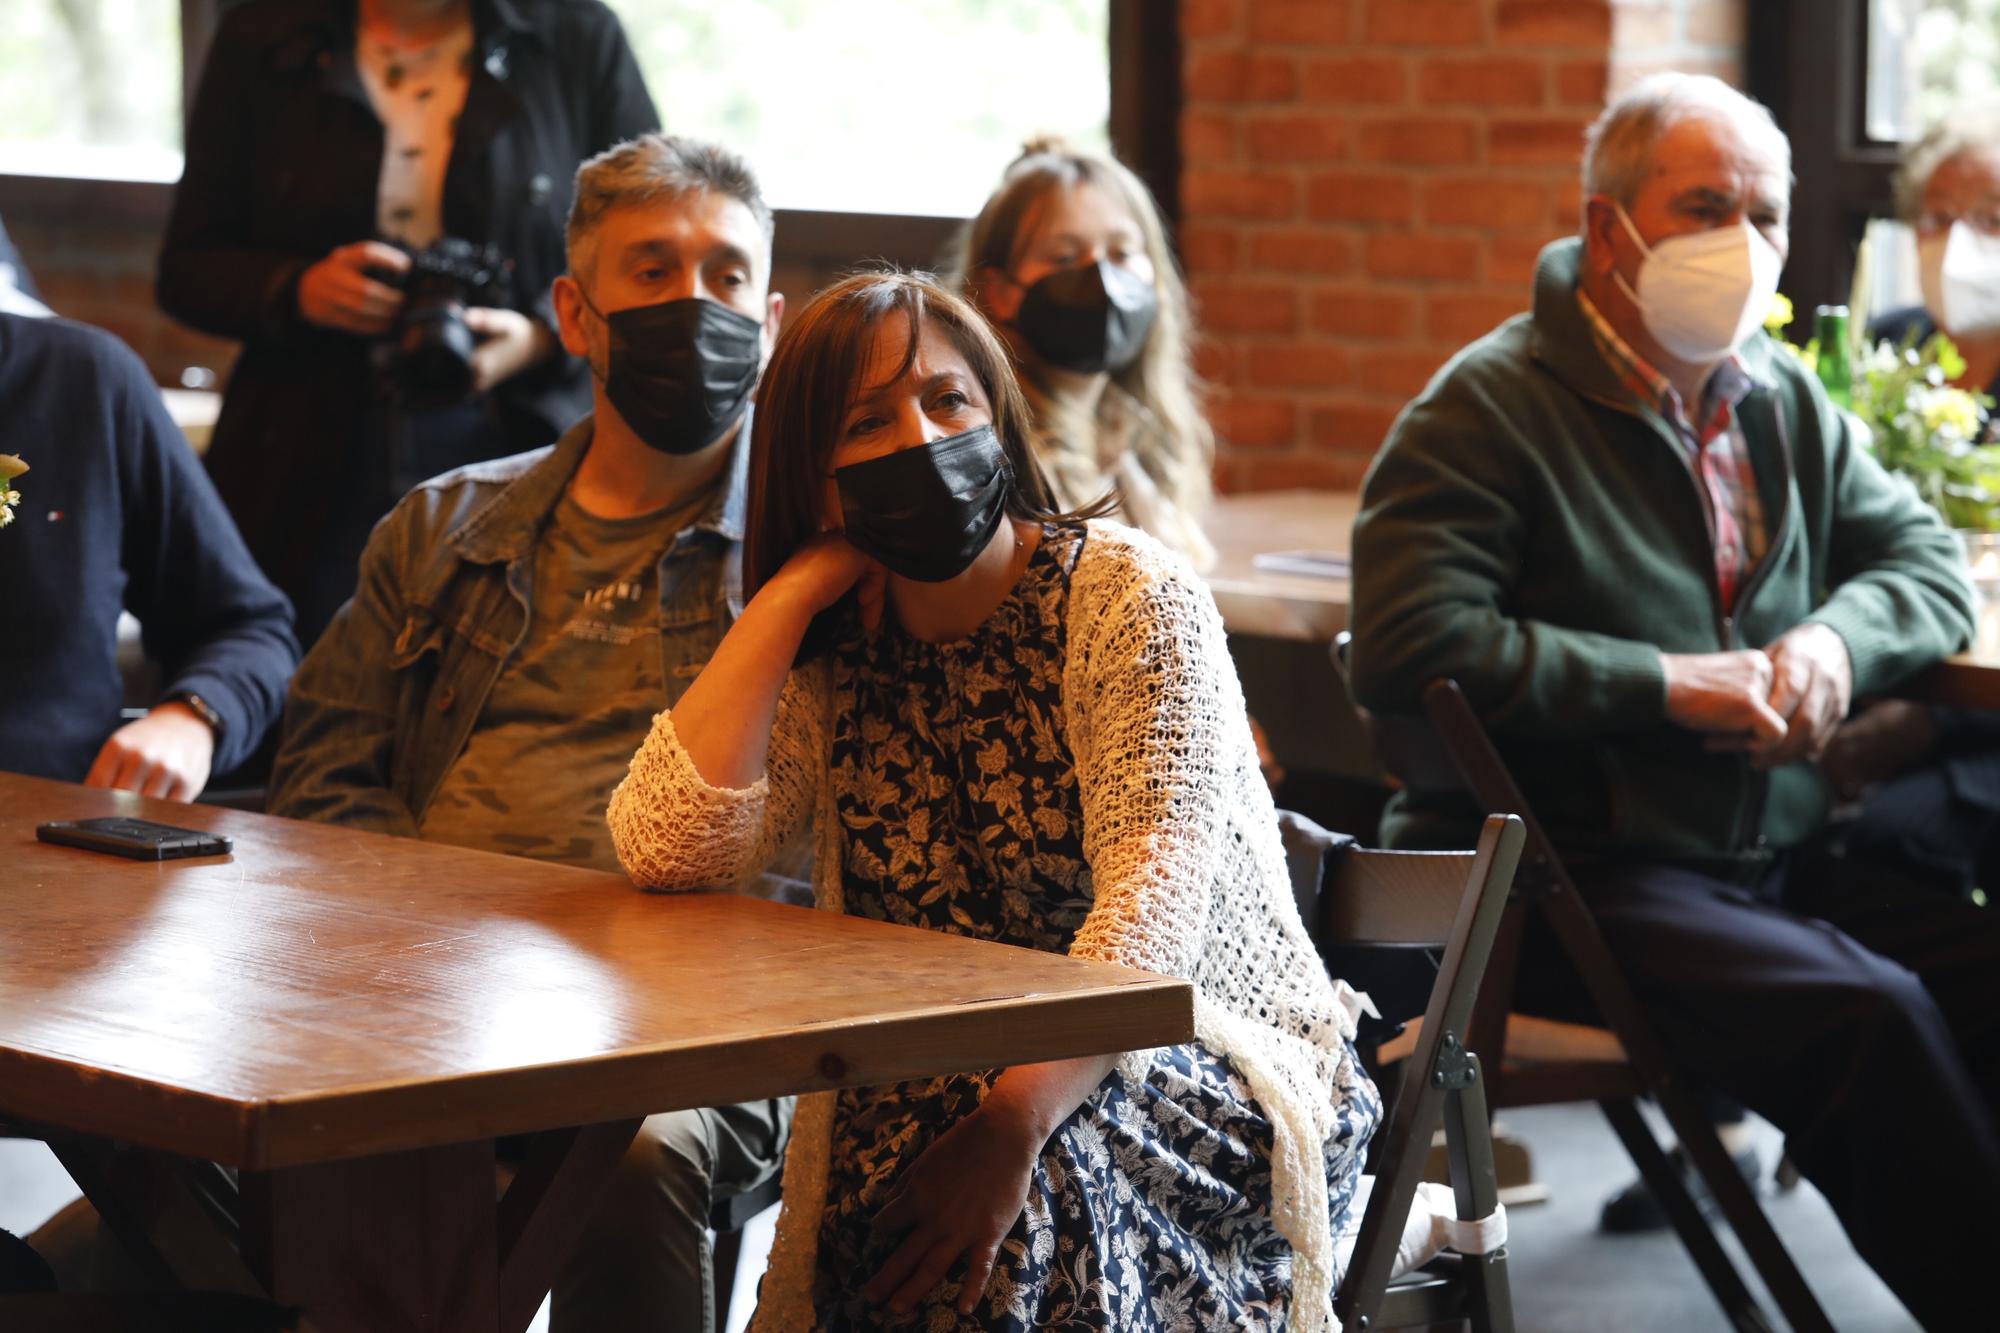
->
<box><xmin>1919</xmin><ymin>220</ymin><xmax>2000</xmax><ymax>339</ymax></box>
<box><xmin>1614</xmin><ymin>206</ymin><xmax>1784</xmax><ymax>363</ymax></box>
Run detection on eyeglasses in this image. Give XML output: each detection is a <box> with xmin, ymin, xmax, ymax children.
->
<box><xmin>1915</xmin><ymin>205</ymin><xmax>2000</xmax><ymax>237</ymax></box>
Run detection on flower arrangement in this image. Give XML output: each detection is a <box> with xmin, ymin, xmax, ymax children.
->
<box><xmin>0</xmin><ymin>454</ymin><xmax>25</xmax><ymax>529</ymax></box>
<box><xmin>1769</xmin><ymin>297</ymin><xmax>2000</xmax><ymax>531</ymax></box>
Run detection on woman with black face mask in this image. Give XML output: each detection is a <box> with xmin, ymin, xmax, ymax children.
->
<box><xmin>948</xmin><ymin>137</ymin><xmax>1217</xmax><ymax>571</ymax></box>
<box><xmin>608</xmin><ymin>272</ymin><xmax>1380</xmax><ymax>1333</ymax></box>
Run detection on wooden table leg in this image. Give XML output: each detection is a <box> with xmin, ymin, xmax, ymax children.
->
<box><xmin>494</xmin><ymin>1118</ymin><xmax>643</xmax><ymax>1332</ymax></box>
<box><xmin>240</xmin><ymin>1141</ymin><xmax>499</xmax><ymax>1333</ymax></box>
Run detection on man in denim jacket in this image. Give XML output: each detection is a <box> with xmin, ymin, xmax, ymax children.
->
<box><xmin>271</xmin><ymin>134</ymin><xmax>787</xmax><ymax>1333</ymax></box>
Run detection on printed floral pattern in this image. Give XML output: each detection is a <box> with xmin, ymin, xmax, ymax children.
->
<box><xmin>818</xmin><ymin>523</ymin><xmax>1377</xmax><ymax>1330</ymax></box>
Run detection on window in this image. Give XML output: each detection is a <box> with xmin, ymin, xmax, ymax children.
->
<box><xmin>1753</xmin><ymin>0</ymin><xmax>2000</xmax><ymax>321</ymax></box>
<box><xmin>0</xmin><ymin>0</ymin><xmax>183</xmax><ymax>183</ymax></box>
<box><xmin>605</xmin><ymin>0</ymin><xmax>1112</xmax><ymax>219</ymax></box>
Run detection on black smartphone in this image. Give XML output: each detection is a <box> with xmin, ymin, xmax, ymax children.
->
<box><xmin>36</xmin><ymin>816</ymin><xmax>234</xmax><ymax>861</ymax></box>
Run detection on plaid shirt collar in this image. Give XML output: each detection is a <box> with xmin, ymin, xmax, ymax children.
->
<box><xmin>1575</xmin><ymin>289</ymin><xmax>1761</xmax><ymax>448</ymax></box>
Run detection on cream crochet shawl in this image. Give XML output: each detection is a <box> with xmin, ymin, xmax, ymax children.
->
<box><xmin>609</xmin><ymin>521</ymin><xmax>1370</xmax><ymax>1332</ymax></box>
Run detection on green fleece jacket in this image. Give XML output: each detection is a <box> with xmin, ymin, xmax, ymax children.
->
<box><xmin>1350</xmin><ymin>238</ymin><xmax>1974</xmax><ymax>869</ymax></box>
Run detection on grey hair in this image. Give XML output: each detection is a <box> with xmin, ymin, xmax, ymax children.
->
<box><xmin>1582</xmin><ymin>72</ymin><xmax>1792</xmax><ymax>212</ymax></box>
<box><xmin>565</xmin><ymin>133</ymin><xmax>774</xmax><ymax>277</ymax></box>
<box><xmin>1895</xmin><ymin>98</ymin><xmax>2000</xmax><ymax>221</ymax></box>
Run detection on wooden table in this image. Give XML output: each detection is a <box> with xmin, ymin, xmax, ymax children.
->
<box><xmin>1</xmin><ymin>776</ymin><xmax>1192</xmax><ymax>1332</ymax></box>
<box><xmin>1205</xmin><ymin>488</ymin><xmax>1354</xmax><ymax>643</ymax></box>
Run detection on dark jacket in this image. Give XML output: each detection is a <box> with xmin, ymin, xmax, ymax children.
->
<box><xmin>1350</xmin><ymin>239</ymin><xmax>1974</xmax><ymax>871</ymax></box>
<box><xmin>268</xmin><ymin>414</ymin><xmax>748</xmax><ymax>833</ymax></box>
<box><xmin>157</xmin><ymin>0</ymin><xmax>657</xmax><ymax>632</ymax></box>
<box><xmin>0</xmin><ymin>314</ymin><xmax>297</xmax><ymax>782</ymax></box>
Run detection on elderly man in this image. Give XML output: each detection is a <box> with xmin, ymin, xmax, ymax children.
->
<box><xmin>271</xmin><ymin>133</ymin><xmax>787</xmax><ymax>1333</ymax></box>
<box><xmin>1351</xmin><ymin>73</ymin><xmax>2000</xmax><ymax>1327</ymax></box>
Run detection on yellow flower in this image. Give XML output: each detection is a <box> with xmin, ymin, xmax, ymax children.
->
<box><xmin>1764</xmin><ymin>292</ymin><xmax>1795</xmax><ymax>335</ymax></box>
<box><xmin>1920</xmin><ymin>388</ymin><xmax>1983</xmax><ymax>441</ymax></box>
<box><xmin>0</xmin><ymin>453</ymin><xmax>27</xmax><ymax>482</ymax></box>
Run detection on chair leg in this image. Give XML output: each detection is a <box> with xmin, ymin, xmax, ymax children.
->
<box><xmin>712</xmin><ymin>1226</ymin><xmax>743</xmax><ymax>1333</ymax></box>
<box><xmin>1441</xmin><ymin>1064</ymin><xmax>1513</xmax><ymax>1333</ymax></box>
<box><xmin>1655</xmin><ymin>1093</ymin><xmax>1834</xmax><ymax>1333</ymax></box>
<box><xmin>1598</xmin><ymin>1099</ymin><xmax>1773</xmax><ymax>1333</ymax></box>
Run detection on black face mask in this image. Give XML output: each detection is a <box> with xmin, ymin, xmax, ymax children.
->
<box><xmin>587</xmin><ymin>295</ymin><xmax>762</xmax><ymax>454</ymax></box>
<box><xmin>836</xmin><ymin>426</ymin><xmax>1015</xmax><ymax>583</ymax></box>
<box><xmin>1013</xmin><ymin>259</ymin><xmax>1159</xmax><ymax>375</ymax></box>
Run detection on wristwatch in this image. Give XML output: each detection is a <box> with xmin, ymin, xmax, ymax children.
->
<box><xmin>169</xmin><ymin>691</ymin><xmax>224</xmax><ymax>736</ymax></box>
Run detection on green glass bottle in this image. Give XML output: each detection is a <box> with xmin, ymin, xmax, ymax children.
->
<box><xmin>1815</xmin><ymin>304</ymin><xmax>1853</xmax><ymax>411</ymax></box>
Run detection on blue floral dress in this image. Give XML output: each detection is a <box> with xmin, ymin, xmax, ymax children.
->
<box><xmin>814</xmin><ymin>523</ymin><xmax>1378</xmax><ymax>1330</ymax></box>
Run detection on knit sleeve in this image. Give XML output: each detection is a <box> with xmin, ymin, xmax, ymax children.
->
<box><xmin>608</xmin><ymin>664</ymin><xmax>824</xmax><ymax>891</ymax></box>
<box><xmin>1065</xmin><ymin>529</ymin><xmax>1229</xmax><ymax>980</ymax></box>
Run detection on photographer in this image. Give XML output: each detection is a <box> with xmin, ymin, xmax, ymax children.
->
<box><xmin>158</xmin><ymin>0</ymin><xmax>658</xmax><ymax>645</ymax></box>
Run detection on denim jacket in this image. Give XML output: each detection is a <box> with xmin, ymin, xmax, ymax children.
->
<box><xmin>269</xmin><ymin>412</ymin><xmax>747</xmax><ymax>834</ymax></box>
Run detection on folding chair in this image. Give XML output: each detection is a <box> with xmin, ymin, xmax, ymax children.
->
<box><xmin>1332</xmin><ymin>632</ymin><xmax>1831</xmax><ymax>1333</ymax></box>
<box><xmin>1283</xmin><ymin>809</ymin><xmax>1525</xmax><ymax>1332</ymax></box>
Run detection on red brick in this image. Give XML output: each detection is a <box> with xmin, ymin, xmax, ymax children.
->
<box><xmin>1310</xmin><ymin>403</ymin><xmax>1409</xmax><ymax>453</ymax></box>
<box><xmin>1307</xmin><ymin>172</ymin><xmax>1417</xmax><ymax>224</ymax></box>
<box><xmin>1181</xmin><ymin>0</ymin><xmax>1241</xmax><ymax>40</ymax></box>
<box><xmin>1181</xmin><ymin>108</ymin><xmax>1239</xmax><ymax>164</ymax></box>
<box><xmin>1490</xmin><ymin>117</ymin><xmax>1589</xmax><ymax>165</ymax></box>
<box><xmin>1242</xmin><ymin>451</ymin><xmax>1374</xmax><ymax>491</ymax></box>
<box><xmin>1554</xmin><ymin>58</ymin><xmax>1609</xmax><ymax>105</ymax></box>
<box><xmin>1366</xmin><ymin>233</ymin><xmax>1482</xmax><ymax>283</ymax></box>
<box><xmin>1363</xmin><ymin>1</ymin><xmax>1487</xmax><ymax>46</ymax></box>
<box><xmin>1246</xmin><ymin>113</ymin><xmax>1350</xmax><ymax>162</ymax></box>
<box><xmin>1355</xmin><ymin>119</ymin><xmax>1481</xmax><ymax>166</ymax></box>
<box><xmin>1310</xmin><ymin>289</ymin><xmax>1419</xmax><ymax>340</ymax></box>
<box><xmin>1417</xmin><ymin>57</ymin><xmax>1546</xmax><ymax>107</ymax></box>
<box><xmin>1248</xmin><ymin>229</ymin><xmax>1355</xmax><ymax>275</ymax></box>
<box><xmin>1192</xmin><ymin>280</ymin><xmax>1301</xmax><ymax>334</ymax></box>
<box><xmin>1553</xmin><ymin>177</ymin><xmax>1584</xmax><ymax>228</ymax></box>
<box><xmin>1497</xmin><ymin>0</ymin><xmax>1614</xmax><ymax>47</ymax></box>
<box><xmin>1299</xmin><ymin>55</ymin><xmax>1409</xmax><ymax>105</ymax></box>
<box><xmin>1178</xmin><ymin>221</ymin><xmax>1242</xmax><ymax>274</ymax></box>
<box><xmin>1422</xmin><ymin>177</ymin><xmax>1555</xmax><ymax>229</ymax></box>
<box><xmin>1182</xmin><ymin>169</ymin><xmax>1300</xmax><ymax>220</ymax></box>
<box><xmin>1245</xmin><ymin>345</ymin><xmax>1352</xmax><ymax>389</ymax></box>
<box><xmin>1193</xmin><ymin>339</ymin><xmax>1237</xmax><ymax>384</ymax></box>
<box><xmin>1208</xmin><ymin>394</ymin><xmax>1299</xmax><ymax>450</ymax></box>
<box><xmin>1356</xmin><ymin>348</ymin><xmax>1455</xmax><ymax>396</ymax></box>
<box><xmin>1248</xmin><ymin>1</ymin><xmax>1351</xmax><ymax>43</ymax></box>
<box><xmin>1186</xmin><ymin>51</ymin><xmax>1300</xmax><ymax>103</ymax></box>
<box><xmin>1688</xmin><ymin>0</ymin><xmax>1746</xmax><ymax>46</ymax></box>
<box><xmin>1487</xmin><ymin>231</ymin><xmax>1558</xmax><ymax>286</ymax></box>
<box><xmin>1426</xmin><ymin>292</ymin><xmax>1529</xmax><ymax>341</ymax></box>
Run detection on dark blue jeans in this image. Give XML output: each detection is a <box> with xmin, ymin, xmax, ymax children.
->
<box><xmin>1519</xmin><ymin>855</ymin><xmax>2000</xmax><ymax>1331</ymax></box>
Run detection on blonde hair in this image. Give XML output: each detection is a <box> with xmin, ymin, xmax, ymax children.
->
<box><xmin>943</xmin><ymin>137</ymin><xmax>1213</xmax><ymax>523</ymax></box>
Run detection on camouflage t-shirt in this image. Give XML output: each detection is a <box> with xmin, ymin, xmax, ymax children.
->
<box><xmin>420</xmin><ymin>485</ymin><xmax>713</xmax><ymax>871</ymax></box>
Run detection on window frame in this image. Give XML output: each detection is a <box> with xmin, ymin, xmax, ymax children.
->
<box><xmin>0</xmin><ymin>0</ymin><xmax>1181</xmax><ymax>278</ymax></box>
<box><xmin>1747</xmin><ymin>0</ymin><xmax>1903</xmax><ymax>317</ymax></box>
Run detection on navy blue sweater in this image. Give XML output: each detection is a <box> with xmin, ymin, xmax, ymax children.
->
<box><xmin>0</xmin><ymin>314</ymin><xmax>297</xmax><ymax>781</ymax></box>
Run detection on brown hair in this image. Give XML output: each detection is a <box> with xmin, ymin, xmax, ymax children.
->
<box><xmin>942</xmin><ymin>137</ymin><xmax>1213</xmax><ymax>515</ymax></box>
<box><xmin>745</xmin><ymin>270</ymin><xmax>1099</xmax><ymax>603</ymax></box>
<box><xmin>566</xmin><ymin>133</ymin><xmax>773</xmax><ymax>280</ymax></box>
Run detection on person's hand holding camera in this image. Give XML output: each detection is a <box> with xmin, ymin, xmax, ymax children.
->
<box><xmin>297</xmin><ymin>240</ymin><xmax>409</xmax><ymax>336</ymax></box>
<box><xmin>465</xmin><ymin>307</ymin><xmax>555</xmax><ymax>391</ymax></box>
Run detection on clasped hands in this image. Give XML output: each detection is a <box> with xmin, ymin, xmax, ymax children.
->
<box><xmin>1662</xmin><ymin>621</ymin><xmax>1853</xmax><ymax>769</ymax></box>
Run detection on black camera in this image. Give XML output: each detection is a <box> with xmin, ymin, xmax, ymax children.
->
<box><xmin>370</xmin><ymin>238</ymin><xmax>514</xmax><ymax>408</ymax></box>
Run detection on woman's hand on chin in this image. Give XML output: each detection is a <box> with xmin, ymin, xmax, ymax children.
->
<box><xmin>770</xmin><ymin>532</ymin><xmax>887</xmax><ymax>631</ymax></box>
<box><xmin>863</xmin><ymin>1099</ymin><xmax>1041</xmax><ymax>1317</ymax></box>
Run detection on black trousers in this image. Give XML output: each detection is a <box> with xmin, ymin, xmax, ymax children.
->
<box><xmin>1518</xmin><ymin>857</ymin><xmax>2000</xmax><ymax>1332</ymax></box>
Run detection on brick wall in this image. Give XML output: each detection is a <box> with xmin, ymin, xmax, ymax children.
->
<box><xmin>1184</xmin><ymin>0</ymin><xmax>1747</xmax><ymax>492</ymax></box>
